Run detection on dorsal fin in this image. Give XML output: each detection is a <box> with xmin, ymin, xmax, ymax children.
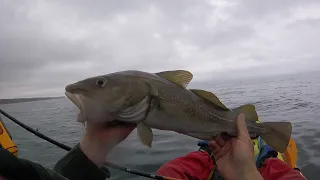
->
<box><xmin>190</xmin><ymin>89</ymin><xmax>229</xmax><ymax>111</ymax></box>
<box><xmin>233</xmin><ymin>104</ymin><xmax>258</xmax><ymax>122</ymax></box>
<box><xmin>156</xmin><ymin>70</ymin><xmax>193</xmax><ymax>88</ymax></box>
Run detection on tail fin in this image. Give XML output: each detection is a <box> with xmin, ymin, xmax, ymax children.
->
<box><xmin>260</xmin><ymin>122</ymin><xmax>292</xmax><ymax>153</ymax></box>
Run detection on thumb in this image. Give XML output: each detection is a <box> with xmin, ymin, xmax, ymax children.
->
<box><xmin>236</xmin><ymin>113</ymin><xmax>250</xmax><ymax>139</ymax></box>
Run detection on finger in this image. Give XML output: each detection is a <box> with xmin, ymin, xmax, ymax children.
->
<box><xmin>221</xmin><ymin>133</ymin><xmax>232</xmax><ymax>141</ymax></box>
<box><xmin>236</xmin><ymin>114</ymin><xmax>250</xmax><ymax>139</ymax></box>
<box><xmin>85</xmin><ymin>122</ymin><xmax>101</xmax><ymax>132</ymax></box>
<box><xmin>116</xmin><ymin>124</ymin><xmax>136</xmax><ymax>134</ymax></box>
<box><xmin>214</xmin><ymin>135</ymin><xmax>226</xmax><ymax>147</ymax></box>
<box><xmin>212</xmin><ymin>140</ymin><xmax>232</xmax><ymax>160</ymax></box>
<box><xmin>209</xmin><ymin>140</ymin><xmax>221</xmax><ymax>154</ymax></box>
<box><xmin>103</xmin><ymin>124</ymin><xmax>136</xmax><ymax>138</ymax></box>
<box><xmin>103</xmin><ymin>121</ymin><xmax>136</xmax><ymax>129</ymax></box>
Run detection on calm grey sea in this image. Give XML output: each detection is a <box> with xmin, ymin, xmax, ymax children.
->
<box><xmin>0</xmin><ymin>71</ymin><xmax>319</xmax><ymax>180</ymax></box>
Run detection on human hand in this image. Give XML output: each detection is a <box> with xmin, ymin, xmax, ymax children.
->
<box><xmin>80</xmin><ymin>121</ymin><xmax>136</xmax><ymax>167</ymax></box>
<box><xmin>209</xmin><ymin>114</ymin><xmax>263</xmax><ymax>180</ymax></box>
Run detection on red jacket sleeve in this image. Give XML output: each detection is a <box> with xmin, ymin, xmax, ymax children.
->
<box><xmin>157</xmin><ymin>151</ymin><xmax>306</xmax><ymax>180</ymax></box>
<box><xmin>259</xmin><ymin>158</ymin><xmax>306</xmax><ymax>180</ymax></box>
<box><xmin>156</xmin><ymin>151</ymin><xmax>215</xmax><ymax>180</ymax></box>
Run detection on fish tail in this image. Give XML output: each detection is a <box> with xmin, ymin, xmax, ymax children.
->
<box><xmin>260</xmin><ymin>122</ymin><xmax>292</xmax><ymax>153</ymax></box>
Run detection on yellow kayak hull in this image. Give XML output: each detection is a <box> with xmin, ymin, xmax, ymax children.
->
<box><xmin>0</xmin><ymin>117</ymin><xmax>18</xmax><ymax>157</ymax></box>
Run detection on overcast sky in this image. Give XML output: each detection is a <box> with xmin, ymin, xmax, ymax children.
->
<box><xmin>1</xmin><ymin>0</ymin><xmax>320</xmax><ymax>98</ymax></box>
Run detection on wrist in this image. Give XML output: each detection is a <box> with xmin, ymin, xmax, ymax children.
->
<box><xmin>80</xmin><ymin>135</ymin><xmax>110</xmax><ymax>167</ymax></box>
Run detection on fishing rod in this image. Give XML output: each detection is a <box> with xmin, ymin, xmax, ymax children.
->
<box><xmin>0</xmin><ymin>108</ymin><xmax>182</xmax><ymax>180</ymax></box>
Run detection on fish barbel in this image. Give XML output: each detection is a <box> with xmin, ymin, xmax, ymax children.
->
<box><xmin>65</xmin><ymin>70</ymin><xmax>292</xmax><ymax>152</ymax></box>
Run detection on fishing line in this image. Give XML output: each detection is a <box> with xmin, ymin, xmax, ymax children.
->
<box><xmin>0</xmin><ymin>108</ymin><xmax>181</xmax><ymax>180</ymax></box>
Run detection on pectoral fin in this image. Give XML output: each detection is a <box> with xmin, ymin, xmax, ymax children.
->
<box><xmin>156</xmin><ymin>70</ymin><xmax>193</xmax><ymax>88</ymax></box>
<box><xmin>137</xmin><ymin>122</ymin><xmax>153</xmax><ymax>147</ymax></box>
<box><xmin>190</xmin><ymin>89</ymin><xmax>229</xmax><ymax>111</ymax></box>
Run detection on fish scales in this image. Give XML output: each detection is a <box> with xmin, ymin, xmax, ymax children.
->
<box><xmin>64</xmin><ymin>70</ymin><xmax>293</xmax><ymax>153</ymax></box>
<box><xmin>147</xmin><ymin>76</ymin><xmax>231</xmax><ymax>125</ymax></box>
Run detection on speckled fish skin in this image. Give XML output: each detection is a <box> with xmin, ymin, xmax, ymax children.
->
<box><xmin>65</xmin><ymin>70</ymin><xmax>292</xmax><ymax>153</ymax></box>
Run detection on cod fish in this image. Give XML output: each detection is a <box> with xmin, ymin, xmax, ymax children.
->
<box><xmin>65</xmin><ymin>70</ymin><xmax>292</xmax><ymax>152</ymax></box>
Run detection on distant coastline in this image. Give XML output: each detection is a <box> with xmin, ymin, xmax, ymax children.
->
<box><xmin>0</xmin><ymin>97</ymin><xmax>64</xmax><ymax>105</ymax></box>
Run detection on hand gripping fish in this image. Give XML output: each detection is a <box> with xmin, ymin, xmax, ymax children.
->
<box><xmin>65</xmin><ymin>70</ymin><xmax>292</xmax><ymax>153</ymax></box>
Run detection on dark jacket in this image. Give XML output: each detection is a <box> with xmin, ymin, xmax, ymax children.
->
<box><xmin>0</xmin><ymin>144</ymin><xmax>109</xmax><ymax>180</ymax></box>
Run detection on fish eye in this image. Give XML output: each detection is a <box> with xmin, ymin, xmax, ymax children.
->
<box><xmin>96</xmin><ymin>78</ymin><xmax>107</xmax><ymax>87</ymax></box>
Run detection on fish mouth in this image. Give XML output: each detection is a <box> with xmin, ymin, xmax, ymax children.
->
<box><xmin>65</xmin><ymin>91</ymin><xmax>86</xmax><ymax>109</ymax></box>
<box><xmin>65</xmin><ymin>83</ymin><xmax>92</xmax><ymax>105</ymax></box>
<box><xmin>65</xmin><ymin>91</ymin><xmax>92</xmax><ymax>123</ymax></box>
<box><xmin>65</xmin><ymin>91</ymin><xmax>116</xmax><ymax>123</ymax></box>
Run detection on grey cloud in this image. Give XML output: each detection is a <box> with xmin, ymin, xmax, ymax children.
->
<box><xmin>234</xmin><ymin>0</ymin><xmax>318</xmax><ymax>19</ymax></box>
<box><xmin>0</xmin><ymin>0</ymin><xmax>320</xmax><ymax>98</ymax></box>
<box><xmin>184</xmin><ymin>24</ymin><xmax>256</xmax><ymax>49</ymax></box>
<box><xmin>0</xmin><ymin>2</ymin><xmax>98</xmax><ymax>82</ymax></box>
<box><xmin>286</xmin><ymin>18</ymin><xmax>320</xmax><ymax>29</ymax></box>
